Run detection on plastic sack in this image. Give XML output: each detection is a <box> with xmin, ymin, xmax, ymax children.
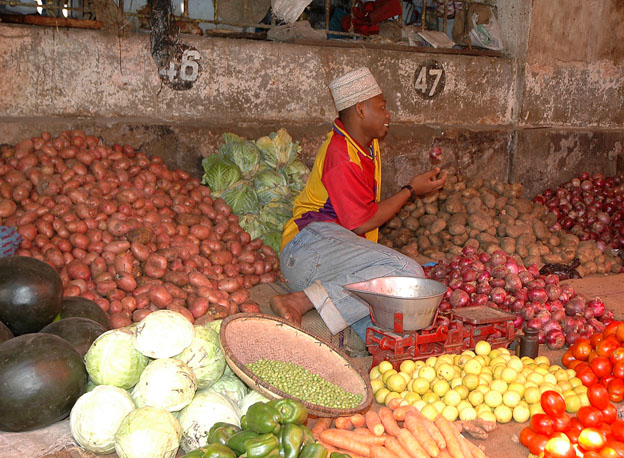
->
<box><xmin>468</xmin><ymin>9</ymin><xmax>503</xmax><ymax>51</ymax></box>
<box><xmin>271</xmin><ymin>0</ymin><xmax>313</xmax><ymax>24</ymax></box>
<box><xmin>0</xmin><ymin>226</ymin><xmax>22</xmax><ymax>258</ymax></box>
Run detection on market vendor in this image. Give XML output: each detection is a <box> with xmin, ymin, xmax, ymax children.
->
<box><xmin>271</xmin><ymin>67</ymin><xmax>446</xmax><ymax>342</ymax></box>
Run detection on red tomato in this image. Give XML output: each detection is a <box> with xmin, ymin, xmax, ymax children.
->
<box><xmin>616</xmin><ymin>323</ymin><xmax>624</xmax><ymax>342</ymax></box>
<box><xmin>613</xmin><ymin>362</ymin><xmax>624</xmax><ymax>379</ymax></box>
<box><xmin>591</xmin><ymin>357</ymin><xmax>614</xmax><ymax>379</ymax></box>
<box><xmin>563</xmin><ymin>350</ymin><xmax>577</xmax><ymax>368</ymax></box>
<box><xmin>584</xmin><ymin>452</ymin><xmax>602</xmax><ymax>458</ymax></box>
<box><xmin>598</xmin><ymin>337</ymin><xmax>620</xmax><ymax>358</ymax></box>
<box><xmin>591</xmin><ymin>333</ymin><xmax>604</xmax><ymax>348</ymax></box>
<box><xmin>542</xmin><ymin>390</ymin><xmax>567</xmax><ymax>418</ymax></box>
<box><xmin>528</xmin><ymin>432</ymin><xmax>551</xmax><ymax>456</ymax></box>
<box><xmin>610</xmin><ymin>347</ymin><xmax>624</xmax><ymax>364</ymax></box>
<box><xmin>578</xmin><ymin>367</ymin><xmax>599</xmax><ymax>387</ymax></box>
<box><xmin>578</xmin><ymin>406</ymin><xmax>604</xmax><ymax>428</ymax></box>
<box><xmin>578</xmin><ymin>428</ymin><xmax>607</xmax><ymax>452</ymax></box>
<box><xmin>600</xmin><ymin>422</ymin><xmax>612</xmax><ymax>438</ymax></box>
<box><xmin>545</xmin><ymin>436</ymin><xmax>577</xmax><ymax>458</ymax></box>
<box><xmin>602</xmin><ymin>404</ymin><xmax>618</xmax><ymax>424</ymax></box>
<box><xmin>602</xmin><ymin>375</ymin><xmax>616</xmax><ymax>388</ymax></box>
<box><xmin>604</xmin><ymin>439</ymin><xmax>624</xmax><ymax>458</ymax></box>
<box><xmin>610</xmin><ymin>419</ymin><xmax>624</xmax><ymax>441</ymax></box>
<box><xmin>605</xmin><ymin>321</ymin><xmax>621</xmax><ymax>338</ymax></box>
<box><xmin>588</xmin><ymin>384</ymin><xmax>612</xmax><ymax>410</ymax></box>
<box><xmin>553</xmin><ymin>414</ymin><xmax>572</xmax><ymax>433</ymax></box>
<box><xmin>600</xmin><ymin>449</ymin><xmax>619</xmax><ymax>458</ymax></box>
<box><xmin>520</xmin><ymin>426</ymin><xmax>536</xmax><ymax>447</ymax></box>
<box><xmin>532</xmin><ymin>413</ymin><xmax>556</xmax><ymax>436</ymax></box>
<box><xmin>607</xmin><ymin>378</ymin><xmax>624</xmax><ymax>403</ymax></box>
<box><xmin>573</xmin><ymin>339</ymin><xmax>594</xmax><ymax>361</ymax></box>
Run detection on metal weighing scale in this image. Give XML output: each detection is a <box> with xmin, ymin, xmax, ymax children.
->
<box><xmin>344</xmin><ymin>277</ymin><xmax>517</xmax><ymax>370</ymax></box>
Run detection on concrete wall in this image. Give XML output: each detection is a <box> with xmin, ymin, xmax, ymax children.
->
<box><xmin>0</xmin><ymin>0</ymin><xmax>623</xmax><ymax>198</ymax></box>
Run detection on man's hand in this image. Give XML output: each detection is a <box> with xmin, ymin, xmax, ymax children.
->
<box><xmin>409</xmin><ymin>167</ymin><xmax>447</xmax><ymax>196</ymax></box>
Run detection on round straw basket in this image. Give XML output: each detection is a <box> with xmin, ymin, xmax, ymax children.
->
<box><xmin>220</xmin><ymin>313</ymin><xmax>373</xmax><ymax>417</ymax></box>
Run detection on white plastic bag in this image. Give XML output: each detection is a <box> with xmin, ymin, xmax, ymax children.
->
<box><xmin>468</xmin><ymin>9</ymin><xmax>503</xmax><ymax>51</ymax></box>
<box><xmin>271</xmin><ymin>0</ymin><xmax>314</xmax><ymax>24</ymax></box>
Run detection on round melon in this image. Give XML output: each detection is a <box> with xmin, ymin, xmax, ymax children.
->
<box><xmin>57</xmin><ymin>297</ymin><xmax>111</xmax><ymax>330</ymax></box>
<box><xmin>0</xmin><ymin>256</ymin><xmax>63</xmax><ymax>335</ymax></box>
<box><xmin>0</xmin><ymin>333</ymin><xmax>87</xmax><ymax>431</ymax></box>
<box><xmin>40</xmin><ymin>317</ymin><xmax>107</xmax><ymax>357</ymax></box>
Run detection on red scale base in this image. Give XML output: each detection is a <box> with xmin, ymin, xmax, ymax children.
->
<box><xmin>365</xmin><ymin>305</ymin><xmax>517</xmax><ymax>370</ymax></box>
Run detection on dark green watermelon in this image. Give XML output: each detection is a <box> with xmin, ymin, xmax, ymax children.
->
<box><xmin>0</xmin><ymin>320</ymin><xmax>13</xmax><ymax>344</ymax></box>
<box><xmin>0</xmin><ymin>256</ymin><xmax>63</xmax><ymax>335</ymax></box>
<box><xmin>0</xmin><ymin>333</ymin><xmax>87</xmax><ymax>431</ymax></box>
<box><xmin>40</xmin><ymin>317</ymin><xmax>107</xmax><ymax>357</ymax></box>
<box><xmin>57</xmin><ymin>296</ymin><xmax>111</xmax><ymax>330</ymax></box>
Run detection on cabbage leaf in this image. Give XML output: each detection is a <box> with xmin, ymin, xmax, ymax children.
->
<box><xmin>201</xmin><ymin>154</ymin><xmax>242</xmax><ymax>194</ymax></box>
<box><xmin>220</xmin><ymin>133</ymin><xmax>261</xmax><ymax>178</ymax></box>
<box><xmin>222</xmin><ymin>180</ymin><xmax>259</xmax><ymax>215</ymax></box>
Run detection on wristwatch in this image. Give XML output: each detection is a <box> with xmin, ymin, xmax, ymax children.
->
<box><xmin>401</xmin><ymin>184</ymin><xmax>417</xmax><ymax>200</ymax></box>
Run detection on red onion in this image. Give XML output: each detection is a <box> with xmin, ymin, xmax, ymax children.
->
<box><xmin>587</xmin><ymin>298</ymin><xmax>605</xmax><ymax>318</ymax></box>
<box><xmin>462</xmin><ymin>245</ymin><xmax>478</xmax><ymax>257</ymax></box>
<box><xmin>461</xmin><ymin>268</ymin><xmax>477</xmax><ymax>282</ymax></box>
<box><xmin>438</xmin><ymin>300</ymin><xmax>451</xmax><ymax>312</ymax></box>
<box><xmin>504</xmin><ymin>273</ymin><xmax>522</xmax><ymax>292</ymax></box>
<box><xmin>490</xmin><ymin>278</ymin><xmax>506</xmax><ymax>288</ymax></box>
<box><xmin>543</xmin><ymin>318</ymin><xmax>562</xmax><ymax>334</ymax></box>
<box><xmin>565</xmin><ymin>332</ymin><xmax>581</xmax><ymax>347</ymax></box>
<box><xmin>490</xmin><ymin>250</ymin><xmax>506</xmax><ymax>267</ymax></box>
<box><xmin>565</xmin><ymin>296</ymin><xmax>586</xmax><ymax>316</ymax></box>
<box><xmin>545</xmin><ymin>284</ymin><xmax>562</xmax><ymax>301</ymax></box>
<box><xmin>476</xmin><ymin>282</ymin><xmax>492</xmax><ymax>295</ymax></box>
<box><xmin>527</xmin><ymin>287</ymin><xmax>548</xmax><ymax>303</ymax></box>
<box><xmin>470</xmin><ymin>293</ymin><xmax>488</xmax><ymax>306</ymax></box>
<box><xmin>460</xmin><ymin>282</ymin><xmax>476</xmax><ymax>295</ymax></box>
<box><xmin>513</xmin><ymin>315</ymin><xmax>524</xmax><ymax>329</ymax></box>
<box><xmin>449</xmin><ymin>289</ymin><xmax>470</xmax><ymax>308</ymax></box>
<box><xmin>546</xmin><ymin>329</ymin><xmax>565</xmax><ymax>350</ymax></box>
<box><xmin>527</xmin><ymin>317</ymin><xmax>542</xmax><ymax>330</ymax></box>
<box><xmin>505</xmin><ymin>259</ymin><xmax>519</xmax><ymax>275</ymax></box>
<box><xmin>477</xmin><ymin>271</ymin><xmax>491</xmax><ymax>283</ymax></box>
<box><xmin>489</xmin><ymin>287</ymin><xmax>507</xmax><ymax>304</ymax></box>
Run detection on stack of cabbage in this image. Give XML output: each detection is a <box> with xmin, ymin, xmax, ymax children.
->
<box><xmin>70</xmin><ymin>310</ymin><xmax>269</xmax><ymax>458</ymax></box>
<box><xmin>201</xmin><ymin>129</ymin><xmax>310</xmax><ymax>254</ymax></box>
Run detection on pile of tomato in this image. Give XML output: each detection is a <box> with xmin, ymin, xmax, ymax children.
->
<box><xmin>562</xmin><ymin>321</ymin><xmax>624</xmax><ymax>403</ymax></box>
<box><xmin>520</xmin><ymin>387</ymin><xmax>624</xmax><ymax>457</ymax></box>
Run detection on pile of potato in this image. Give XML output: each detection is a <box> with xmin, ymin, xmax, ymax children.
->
<box><xmin>379</xmin><ymin>169</ymin><xmax>622</xmax><ymax>277</ymax></box>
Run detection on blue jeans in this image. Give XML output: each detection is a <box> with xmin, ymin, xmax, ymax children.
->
<box><xmin>280</xmin><ymin>222</ymin><xmax>425</xmax><ymax>341</ymax></box>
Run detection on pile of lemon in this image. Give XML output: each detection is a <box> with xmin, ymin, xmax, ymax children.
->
<box><xmin>369</xmin><ymin>341</ymin><xmax>590</xmax><ymax>424</ymax></box>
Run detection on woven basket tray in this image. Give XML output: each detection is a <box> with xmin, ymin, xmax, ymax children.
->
<box><xmin>220</xmin><ymin>313</ymin><xmax>373</xmax><ymax>417</ymax></box>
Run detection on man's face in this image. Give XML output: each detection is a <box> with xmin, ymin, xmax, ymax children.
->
<box><xmin>359</xmin><ymin>94</ymin><xmax>391</xmax><ymax>141</ymax></box>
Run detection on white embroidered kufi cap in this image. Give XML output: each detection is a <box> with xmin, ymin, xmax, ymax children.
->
<box><xmin>329</xmin><ymin>67</ymin><xmax>382</xmax><ymax>112</ymax></box>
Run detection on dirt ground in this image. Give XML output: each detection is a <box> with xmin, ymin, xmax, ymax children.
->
<box><xmin>2</xmin><ymin>274</ymin><xmax>623</xmax><ymax>458</ymax></box>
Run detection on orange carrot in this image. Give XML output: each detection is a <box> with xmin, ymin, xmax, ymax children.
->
<box><xmin>397</xmin><ymin>429</ymin><xmax>428</xmax><ymax>458</ymax></box>
<box><xmin>403</xmin><ymin>412</ymin><xmax>440</xmax><ymax>457</ymax></box>
<box><xmin>392</xmin><ymin>405</ymin><xmax>416</xmax><ymax>422</ymax></box>
<box><xmin>438</xmin><ymin>451</ymin><xmax>452</xmax><ymax>458</ymax></box>
<box><xmin>354</xmin><ymin>427</ymin><xmax>374</xmax><ymax>435</ymax></box>
<box><xmin>320</xmin><ymin>429</ymin><xmax>372</xmax><ymax>457</ymax></box>
<box><xmin>406</xmin><ymin>410</ymin><xmax>445</xmax><ymax>450</ymax></box>
<box><xmin>464</xmin><ymin>439</ymin><xmax>487</xmax><ymax>458</ymax></box>
<box><xmin>379</xmin><ymin>407</ymin><xmax>402</xmax><ymax>437</ymax></box>
<box><xmin>434</xmin><ymin>416</ymin><xmax>463</xmax><ymax>458</ymax></box>
<box><xmin>328</xmin><ymin>429</ymin><xmax>387</xmax><ymax>446</ymax></box>
<box><xmin>384</xmin><ymin>436</ymin><xmax>413</xmax><ymax>458</ymax></box>
<box><xmin>335</xmin><ymin>416</ymin><xmax>354</xmax><ymax>430</ymax></box>
<box><xmin>451</xmin><ymin>428</ymin><xmax>474</xmax><ymax>458</ymax></box>
<box><xmin>387</xmin><ymin>396</ymin><xmax>408</xmax><ymax>410</ymax></box>
<box><xmin>319</xmin><ymin>440</ymin><xmax>367</xmax><ymax>458</ymax></box>
<box><xmin>371</xmin><ymin>445</ymin><xmax>399</xmax><ymax>458</ymax></box>
<box><xmin>365</xmin><ymin>410</ymin><xmax>385</xmax><ymax>436</ymax></box>
<box><xmin>311</xmin><ymin>417</ymin><xmax>333</xmax><ymax>440</ymax></box>
<box><xmin>351</xmin><ymin>413</ymin><xmax>367</xmax><ymax>428</ymax></box>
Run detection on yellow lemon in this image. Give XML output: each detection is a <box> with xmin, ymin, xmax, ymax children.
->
<box><xmin>409</xmin><ymin>377</ymin><xmax>430</xmax><ymax>395</ymax></box>
<box><xmin>412</xmin><ymin>399</ymin><xmax>427</xmax><ymax>411</ymax></box>
<box><xmin>489</xmin><ymin>349</ymin><xmax>502</xmax><ymax>359</ymax></box>
<box><xmin>501</xmin><ymin>367</ymin><xmax>518</xmax><ymax>384</ymax></box>
<box><xmin>422</xmin><ymin>392</ymin><xmax>440</xmax><ymax>404</ymax></box>
<box><xmin>456</xmin><ymin>354</ymin><xmax>472</xmax><ymax>367</ymax></box>
<box><xmin>475</xmin><ymin>340</ymin><xmax>492</xmax><ymax>356</ymax></box>
<box><xmin>566</xmin><ymin>369</ymin><xmax>576</xmax><ymax>379</ymax></box>
<box><xmin>462</xmin><ymin>374</ymin><xmax>480</xmax><ymax>391</ymax></box>
<box><xmin>494</xmin><ymin>405</ymin><xmax>513</xmax><ymax>423</ymax></box>
<box><xmin>564</xmin><ymin>394</ymin><xmax>581</xmax><ymax>413</ymax></box>
<box><xmin>450</xmin><ymin>377</ymin><xmax>463</xmax><ymax>389</ymax></box>
<box><xmin>555</xmin><ymin>369</ymin><xmax>570</xmax><ymax>382</ymax></box>
<box><xmin>385</xmin><ymin>391</ymin><xmax>402</xmax><ymax>405</ymax></box>
<box><xmin>529</xmin><ymin>402</ymin><xmax>544</xmax><ymax>417</ymax></box>
<box><xmin>382</xmin><ymin>369</ymin><xmax>398</xmax><ymax>384</ymax></box>
<box><xmin>569</xmin><ymin>377</ymin><xmax>583</xmax><ymax>388</ymax></box>
<box><xmin>468</xmin><ymin>390</ymin><xmax>484</xmax><ymax>407</ymax></box>
<box><xmin>479</xmin><ymin>374</ymin><xmax>493</xmax><ymax>385</ymax></box>
<box><xmin>503</xmin><ymin>390</ymin><xmax>521</xmax><ymax>408</ymax></box>
<box><xmin>476</xmin><ymin>404</ymin><xmax>492</xmax><ymax>416</ymax></box>
<box><xmin>513</xmin><ymin>404</ymin><xmax>531</xmax><ymax>423</ymax></box>
<box><xmin>464</xmin><ymin>359</ymin><xmax>483</xmax><ymax>375</ymax></box>
<box><xmin>524</xmin><ymin>386</ymin><xmax>541</xmax><ymax>404</ymax></box>
<box><xmin>579</xmin><ymin>392</ymin><xmax>590</xmax><ymax>407</ymax></box>
<box><xmin>557</xmin><ymin>380</ymin><xmax>572</xmax><ymax>392</ymax></box>
<box><xmin>507</xmin><ymin>356</ymin><xmax>524</xmax><ymax>372</ymax></box>
<box><xmin>543</xmin><ymin>373</ymin><xmax>558</xmax><ymax>386</ymax></box>
<box><xmin>426</xmin><ymin>356</ymin><xmax>438</xmax><ymax>367</ymax></box>
<box><xmin>414</xmin><ymin>360</ymin><xmax>426</xmax><ymax>370</ymax></box>
<box><xmin>378</xmin><ymin>361</ymin><xmax>394</xmax><ymax>374</ymax></box>
<box><xmin>515</xmin><ymin>374</ymin><xmax>527</xmax><ymax>384</ymax></box>
<box><xmin>475</xmin><ymin>385</ymin><xmax>490</xmax><ymax>395</ymax></box>
<box><xmin>421</xmin><ymin>404</ymin><xmax>438</xmax><ymax>421</ymax></box>
<box><xmin>534</xmin><ymin>366</ymin><xmax>549</xmax><ymax>376</ymax></box>
<box><xmin>437</xmin><ymin>363</ymin><xmax>456</xmax><ymax>381</ymax></box>
<box><xmin>462</xmin><ymin>350</ymin><xmax>476</xmax><ymax>357</ymax></box>
<box><xmin>433</xmin><ymin>400</ymin><xmax>446</xmax><ymax>414</ymax></box>
<box><xmin>508</xmin><ymin>382</ymin><xmax>525</xmax><ymax>397</ymax></box>
<box><xmin>442</xmin><ymin>405</ymin><xmax>459</xmax><ymax>422</ymax></box>
<box><xmin>484</xmin><ymin>390</ymin><xmax>503</xmax><ymax>408</ymax></box>
<box><xmin>404</xmin><ymin>392</ymin><xmax>421</xmax><ymax>405</ymax></box>
<box><xmin>491</xmin><ymin>379</ymin><xmax>508</xmax><ymax>394</ymax></box>
<box><xmin>444</xmin><ymin>389</ymin><xmax>462</xmax><ymax>407</ymax></box>
<box><xmin>490</xmin><ymin>356</ymin><xmax>507</xmax><ymax>368</ymax></box>
<box><xmin>534</xmin><ymin>356</ymin><xmax>550</xmax><ymax>367</ymax></box>
<box><xmin>457</xmin><ymin>400</ymin><xmax>472</xmax><ymax>413</ymax></box>
<box><xmin>455</xmin><ymin>385</ymin><xmax>470</xmax><ymax>400</ymax></box>
<box><xmin>371</xmin><ymin>379</ymin><xmax>385</xmax><ymax>394</ymax></box>
<box><xmin>527</xmin><ymin>372</ymin><xmax>544</xmax><ymax>385</ymax></box>
<box><xmin>574</xmin><ymin>385</ymin><xmax>588</xmax><ymax>395</ymax></box>
<box><xmin>420</xmin><ymin>366</ymin><xmax>437</xmax><ymax>383</ymax></box>
<box><xmin>459</xmin><ymin>406</ymin><xmax>478</xmax><ymax>421</ymax></box>
<box><xmin>387</xmin><ymin>373</ymin><xmax>408</xmax><ymax>392</ymax></box>
<box><xmin>400</xmin><ymin>360</ymin><xmax>417</xmax><ymax>375</ymax></box>
<box><xmin>478</xmin><ymin>411</ymin><xmax>497</xmax><ymax>423</ymax></box>
<box><xmin>432</xmin><ymin>379</ymin><xmax>451</xmax><ymax>397</ymax></box>
<box><xmin>398</xmin><ymin>371</ymin><xmax>411</xmax><ymax>384</ymax></box>
<box><xmin>492</xmin><ymin>365</ymin><xmax>505</xmax><ymax>380</ymax></box>
<box><xmin>370</xmin><ymin>366</ymin><xmax>382</xmax><ymax>380</ymax></box>
<box><xmin>375</xmin><ymin>388</ymin><xmax>390</xmax><ymax>404</ymax></box>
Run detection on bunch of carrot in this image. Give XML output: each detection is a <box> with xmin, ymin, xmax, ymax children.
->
<box><xmin>309</xmin><ymin>403</ymin><xmax>489</xmax><ymax>458</ymax></box>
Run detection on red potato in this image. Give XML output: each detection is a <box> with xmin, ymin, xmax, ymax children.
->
<box><xmin>210</xmin><ymin>250</ymin><xmax>233</xmax><ymax>266</ymax></box>
<box><xmin>230</xmin><ymin>288</ymin><xmax>250</xmax><ymax>305</ymax></box>
<box><xmin>66</xmin><ymin>220</ymin><xmax>88</xmax><ymax>233</ymax></box>
<box><xmin>71</xmin><ymin>247</ymin><xmax>87</xmax><ymax>260</ymax></box>
<box><xmin>132</xmin><ymin>309</ymin><xmax>152</xmax><ymax>322</ymax></box>
<box><xmin>107</xmin><ymin>218</ymin><xmax>131</xmax><ymax>237</ymax></box>
<box><xmin>109</xmin><ymin>300</ymin><xmax>123</xmax><ymax>314</ymax></box>
<box><xmin>163</xmin><ymin>283</ymin><xmax>187</xmax><ymax>300</ymax></box>
<box><xmin>188</xmin><ymin>297</ymin><xmax>210</xmax><ymax>318</ymax></box>
<box><xmin>36</xmin><ymin>219</ymin><xmax>54</xmax><ymax>238</ymax></box>
<box><xmin>116</xmin><ymin>272</ymin><xmax>137</xmax><ymax>293</ymax></box>
<box><xmin>43</xmin><ymin>246</ymin><xmax>65</xmax><ymax>269</ymax></box>
<box><xmin>94</xmin><ymin>296</ymin><xmax>110</xmax><ymax>313</ymax></box>
<box><xmin>63</xmin><ymin>284</ymin><xmax>81</xmax><ymax>297</ymax></box>
<box><xmin>135</xmin><ymin>293</ymin><xmax>150</xmax><ymax>310</ymax></box>
<box><xmin>163</xmin><ymin>271</ymin><xmax>189</xmax><ymax>287</ymax></box>
<box><xmin>18</xmin><ymin>223</ymin><xmax>37</xmax><ymax>241</ymax></box>
<box><xmin>121</xmin><ymin>295</ymin><xmax>137</xmax><ymax>313</ymax></box>
<box><xmin>104</xmin><ymin>240</ymin><xmax>131</xmax><ymax>254</ymax></box>
<box><xmin>189</xmin><ymin>271</ymin><xmax>212</xmax><ymax>289</ymax></box>
<box><xmin>130</xmin><ymin>241</ymin><xmax>150</xmax><ymax>261</ymax></box>
<box><xmin>70</xmin><ymin>233</ymin><xmax>90</xmax><ymax>250</ymax></box>
<box><xmin>87</xmin><ymin>240</ymin><xmax>105</xmax><ymax>254</ymax></box>
<box><xmin>68</xmin><ymin>279</ymin><xmax>88</xmax><ymax>294</ymax></box>
<box><xmin>96</xmin><ymin>280</ymin><xmax>117</xmax><ymax>297</ymax></box>
<box><xmin>109</xmin><ymin>312</ymin><xmax>132</xmax><ymax>329</ymax></box>
<box><xmin>0</xmin><ymin>199</ymin><xmax>17</xmax><ymax>218</ymax></box>
<box><xmin>260</xmin><ymin>272</ymin><xmax>277</xmax><ymax>283</ymax></box>
<box><xmin>18</xmin><ymin>210</ymin><xmax>38</xmax><ymax>225</ymax></box>
<box><xmin>218</xmin><ymin>278</ymin><xmax>240</xmax><ymax>293</ymax></box>
<box><xmin>240</xmin><ymin>302</ymin><xmax>261</xmax><ymax>314</ymax></box>
<box><xmin>149</xmin><ymin>285</ymin><xmax>172</xmax><ymax>308</ymax></box>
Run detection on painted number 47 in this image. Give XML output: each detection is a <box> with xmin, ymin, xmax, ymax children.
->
<box><xmin>414</xmin><ymin>63</ymin><xmax>445</xmax><ymax>98</ymax></box>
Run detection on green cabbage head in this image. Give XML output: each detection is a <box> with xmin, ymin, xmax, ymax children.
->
<box><xmin>174</xmin><ymin>326</ymin><xmax>226</xmax><ymax>389</ymax></box>
<box><xmin>220</xmin><ymin>133</ymin><xmax>262</xmax><ymax>178</ymax></box>
<box><xmin>115</xmin><ymin>406</ymin><xmax>181</xmax><ymax>458</ymax></box>
<box><xmin>201</xmin><ymin>154</ymin><xmax>242</xmax><ymax>194</ymax></box>
<box><xmin>256</xmin><ymin>129</ymin><xmax>300</xmax><ymax>169</ymax></box>
<box><xmin>222</xmin><ymin>180</ymin><xmax>259</xmax><ymax>215</ymax></box>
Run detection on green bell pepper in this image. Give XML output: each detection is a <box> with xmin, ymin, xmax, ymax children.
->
<box><xmin>245</xmin><ymin>402</ymin><xmax>282</xmax><ymax>434</ymax></box>
<box><xmin>270</xmin><ymin>399</ymin><xmax>308</xmax><ymax>425</ymax></box>
<box><xmin>279</xmin><ymin>423</ymin><xmax>305</xmax><ymax>458</ymax></box>
<box><xmin>209</xmin><ymin>424</ymin><xmax>242</xmax><ymax>446</ymax></box>
<box><xmin>227</xmin><ymin>430</ymin><xmax>260</xmax><ymax>456</ymax></box>
<box><xmin>300</xmin><ymin>426</ymin><xmax>315</xmax><ymax>446</ymax></box>
<box><xmin>329</xmin><ymin>453</ymin><xmax>352</xmax><ymax>458</ymax></box>
<box><xmin>298</xmin><ymin>443</ymin><xmax>328</xmax><ymax>458</ymax></box>
<box><xmin>180</xmin><ymin>450</ymin><xmax>206</xmax><ymax>458</ymax></box>
<box><xmin>202</xmin><ymin>443</ymin><xmax>238</xmax><ymax>458</ymax></box>
<box><xmin>245</xmin><ymin>433</ymin><xmax>280</xmax><ymax>458</ymax></box>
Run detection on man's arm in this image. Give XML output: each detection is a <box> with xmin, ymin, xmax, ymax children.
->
<box><xmin>353</xmin><ymin>168</ymin><xmax>446</xmax><ymax>235</ymax></box>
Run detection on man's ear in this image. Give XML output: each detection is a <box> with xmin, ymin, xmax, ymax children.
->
<box><xmin>355</xmin><ymin>101</ymin><xmax>365</xmax><ymax>119</ymax></box>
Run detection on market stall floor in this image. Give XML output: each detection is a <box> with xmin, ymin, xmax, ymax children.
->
<box><xmin>2</xmin><ymin>274</ymin><xmax>623</xmax><ymax>458</ymax></box>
